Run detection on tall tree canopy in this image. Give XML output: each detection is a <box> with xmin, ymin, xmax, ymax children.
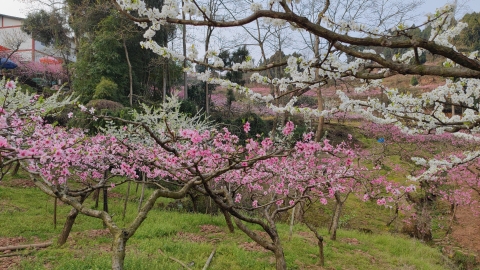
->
<box><xmin>456</xmin><ymin>12</ymin><xmax>480</xmax><ymax>52</ymax></box>
<box><xmin>69</xmin><ymin>1</ymin><xmax>179</xmax><ymax>104</ymax></box>
<box><xmin>22</xmin><ymin>10</ymin><xmax>70</xmax><ymax>48</ymax></box>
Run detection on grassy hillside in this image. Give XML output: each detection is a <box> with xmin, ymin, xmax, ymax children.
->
<box><xmin>0</xmin><ymin>174</ymin><xmax>454</xmax><ymax>270</ymax></box>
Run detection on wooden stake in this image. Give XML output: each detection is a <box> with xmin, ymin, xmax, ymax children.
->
<box><xmin>0</xmin><ymin>242</ymin><xmax>52</xmax><ymax>252</ymax></box>
<box><xmin>202</xmin><ymin>248</ymin><xmax>216</xmax><ymax>270</ymax></box>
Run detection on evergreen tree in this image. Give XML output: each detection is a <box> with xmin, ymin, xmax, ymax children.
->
<box><xmin>456</xmin><ymin>12</ymin><xmax>480</xmax><ymax>52</ymax></box>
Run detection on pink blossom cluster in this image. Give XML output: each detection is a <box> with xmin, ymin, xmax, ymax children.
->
<box><xmin>0</xmin><ymin>81</ymin><xmax>426</xmax><ymax>222</ymax></box>
<box><xmin>360</xmin><ymin>121</ymin><xmax>480</xmax><ymax>215</ymax></box>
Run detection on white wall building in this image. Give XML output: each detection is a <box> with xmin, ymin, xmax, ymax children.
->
<box><xmin>0</xmin><ymin>13</ymin><xmax>59</xmax><ymax>62</ymax></box>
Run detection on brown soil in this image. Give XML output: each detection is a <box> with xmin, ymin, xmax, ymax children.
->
<box><xmin>0</xmin><ymin>229</ymin><xmax>112</xmax><ymax>269</ymax></box>
<box><xmin>297</xmin><ymin>231</ymin><xmax>318</xmax><ymax>245</ymax></box>
<box><xmin>0</xmin><ymin>236</ymin><xmax>27</xmax><ymax>249</ymax></box>
<box><xmin>0</xmin><ymin>179</ymin><xmax>36</xmax><ymax>188</ymax></box>
<box><xmin>449</xmin><ymin>203</ymin><xmax>480</xmax><ymax>262</ymax></box>
<box><xmin>199</xmin><ymin>224</ymin><xmax>224</xmax><ymax>234</ymax></box>
<box><xmin>73</xmin><ymin>229</ymin><xmax>110</xmax><ymax>239</ymax></box>
<box><xmin>175</xmin><ymin>231</ymin><xmax>209</xmax><ymax>243</ymax></box>
<box><xmin>341</xmin><ymin>238</ymin><xmax>360</xmax><ymax>245</ymax></box>
<box><xmin>0</xmin><ymin>236</ymin><xmax>32</xmax><ymax>270</ymax></box>
<box><xmin>108</xmin><ymin>192</ymin><xmax>123</xmax><ymax>199</ymax></box>
<box><xmin>239</xmin><ymin>241</ymin><xmax>268</xmax><ymax>252</ymax></box>
<box><xmin>0</xmin><ymin>255</ymin><xmax>22</xmax><ymax>270</ymax></box>
<box><xmin>175</xmin><ymin>225</ymin><xmax>228</xmax><ymax>244</ymax></box>
<box><xmin>0</xmin><ymin>201</ymin><xmax>26</xmax><ymax>213</ymax></box>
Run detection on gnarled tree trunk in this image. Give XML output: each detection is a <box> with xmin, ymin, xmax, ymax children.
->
<box><xmin>112</xmin><ymin>231</ymin><xmax>128</xmax><ymax>270</ymax></box>
<box><xmin>329</xmin><ymin>194</ymin><xmax>344</xmax><ymax>241</ymax></box>
<box><xmin>57</xmin><ymin>207</ymin><xmax>79</xmax><ymax>245</ymax></box>
<box><xmin>273</xmin><ymin>238</ymin><xmax>287</xmax><ymax>270</ymax></box>
<box><xmin>57</xmin><ymin>195</ymin><xmax>87</xmax><ymax>246</ymax></box>
<box><xmin>221</xmin><ymin>208</ymin><xmax>235</xmax><ymax>233</ymax></box>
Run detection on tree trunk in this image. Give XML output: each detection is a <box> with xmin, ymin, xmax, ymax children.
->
<box><xmin>94</xmin><ymin>189</ymin><xmax>100</xmax><ymax>209</ymax></box>
<box><xmin>122</xmin><ymin>182</ymin><xmax>131</xmax><ymax>220</ymax></box>
<box><xmin>204</xmin><ymin>25</ymin><xmax>213</xmax><ymax>116</ymax></box>
<box><xmin>103</xmin><ymin>186</ymin><xmax>109</xmax><ymax>229</ymax></box>
<box><xmin>317</xmin><ymin>237</ymin><xmax>325</xmax><ymax>266</ymax></box>
<box><xmin>304</xmin><ymin>221</ymin><xmax>325</xmax><ymax>266</ymax></box>
<box><xmin>111</xmin><ymin>232</ymin><xmax>128</xmax><ymax>270</ymax></box>
<box><xmin>182</xmin><ymin>2</ymin><xmax>188</xmax><ymax>100</ymax></box>
<box><xmin>221</xmin><ymin>208</ymin><xmax>235</xmax><ymax>233</ymax></box>
<box><xmin>57</xmin><ymin>207</ymin><xmax>79</xmax><ymax>245</ymax></box>
<box><xmin>313</xmin><ymin>33</ymin><xmax>325</xmax><ymax>142</ymax></box>
<box><xmin>273</xmin><ymin>239</ymin><xmax>287</xmax><ymax>270</ymax></box>
<box><xmin>163</xmin><ymin>62</ymin><xmax>167</xmax><ymax>104</ymax></box>
<box><xmin>12</xmin><ymin>161</ymin><xmax>20</xmax><ymax>175</ymax></box>
<box><xmin>232</xmin><ymin>216</ymin><xmax>286</xmax><ymax>270</ymax></box>
<box><xmin>315</xmin><ymin>89</ymin><xmax>325</xmax><ymax>142</ymax></box>
<box><xmin>188</xmin><ymin>192</ymin><xmax>197</xmax><ymax>212</ymax></box>
<box><xmin>329</xmin><ymin>200</ymin><xmax>343</xmax><ymax>241</ymax></box>
<box><xmin>445</xmin><ymin>203</ymin><xmax>457</xmax><ymax>235</ymax></box>
<box><xmin>53</xmin><ymin>198</ymin><xmax>57</xmax><ymax>229</ymax></box>
<box><xmin>205</xmin><ymin>82</ymin><xmax>209</xmax><ymax>115</ymax></box>
<box><xmin>123</xmin><ymin>39</ymin><xmax>133</xmax><ymax>107</ymax></box>
<box><xmin>416</xmin><ymin>199</ymin><xmax>433</xmax><ymax>241</ymax></box>
<box><xmin>294</xmin><ymin>201</ymin><xmax>304</xmax><ymax>223</ymax></box>
<box><xmin>57</xmin><ymin>196</ymin><xmax>86</xmax><ymax>246</ymax></box>
<box><xmin>289</xmin><ymin>206</ymin><xmax>295</xmax><ymax>240</ymax></box>
<box><xmin>138</xmin><ymin>173</ymin><xmax>146</xmax><ymax>212</ymax></box>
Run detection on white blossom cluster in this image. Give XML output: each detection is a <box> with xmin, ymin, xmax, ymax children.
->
<box><xmin>322</xmin><ymin>15</ymin><xmax>382</xmax><ymax>35</ymax></box>
<box><xmin>339</xmin><ymin>76</ymin><xmax>480</xmax><ymax>138</ymax></box>
<box><xmin>140</xmin><ymin>40</ymin><xmax>185</xmax><ymax>61</ymax></box>
<box><xmin>0</xmin><ymin>78</ymin><xmax>76</xmax><ymax>115</ymax></box>
<box><xmin>268</xmin><ymin>99</ymin><xmax>335</xmax><ymax>118</ymax></box>
<box><xmin>192</xmin><ymin>73</ymin><xmax>274</xmax><ymax>103</ymax></box>
<box><xmin>354</xmin><ymin>79</ymin><xmax>383</xmax><ymax>93</ymax></box>
<box><xmin>204</xmin><ymin>50</ymin><xmax>225</xmax><ymax>68</ymax></box>
<box><xmin>250</xmin><ymin>3</ymin><xmax>262</xmax><ymax>12</ymax></box>
<box><xmin>116</xmin><ymin>0</ymin><xmax>179</xmax><ymax>23</ymax></box>
<box><xmin>408</xmin><ymin>151</ymin><xmax>480</xmax><ymax>182</ymax></box>
<box><xmin>117</xmin><ymin>0</ymin><xmax>480</xmax><ymax>146</ymax></box>
<box><xmin>101</xmin><ymin>94</ymin><xmax>212</xmax><ymax>145</ymax></box>
<box><xmin>426</xmin><ymin>4</ymin><xmax>467</xmax><ymax>49</ymax></box>
<box><xmin>183</xmin><ymin>1</ymin><xmax>199</xmax><ymax>16</ymax></box>
<box><xmin>189</xmin><ymin>69</ymin><xmax>337</xmax><ymax>119</ymax></box>
<box><xmin>337</xmin><ymin>90</ymin><xmax>397</xmax><ymax>125</ymax></box>
<box><xmin>231</xmin><ymin>60</ymin><xmax>254</xmax><ymax>71</ymax></box>
<box><xmin>392</xmin><ymin>48</ymin><xmax>426</xmax><ymax>63</ymax></box>
<box><xmin>263</xmin><ymin>18</ymin><xmax>287</xmax><ymax>27</ymax></box>
<box><xmin>188</xmin><ymin>44</ymin><xmax>198</xmax><ymax>60</ymax></box>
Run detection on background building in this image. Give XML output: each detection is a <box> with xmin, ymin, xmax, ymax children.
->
<box><xmin>1</xmin><ymin>13</ymin><xmax>57</xmax><ymax>62</ymax></box>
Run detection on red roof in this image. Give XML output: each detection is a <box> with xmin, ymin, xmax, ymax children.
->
<box><xmin>0</xmin><ymin>45</ymin><xmax>9</xmax><ymax>51</ymax></box>
<box><xmin>39</xmin><ymin>56</ymin><xmax>62</xmax><ymax>64</ymax></box>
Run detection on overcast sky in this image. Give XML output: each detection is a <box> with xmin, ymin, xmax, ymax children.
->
<box><xmin>3</xmin><ymin>0</ymin><xmax>480</xmax><ymax>19</ymax></box>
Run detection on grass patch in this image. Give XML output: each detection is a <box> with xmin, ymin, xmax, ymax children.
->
<box><xmin>0</xmin><ymin>174</ymin><xmax>454</xmax><ymax>270</ymax></box>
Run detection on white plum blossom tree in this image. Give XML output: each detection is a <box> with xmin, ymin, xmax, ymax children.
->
<box><xmin>112</xmin><ymin>0</ymin><xmax>480</xmax><ymax>181</ymax></box>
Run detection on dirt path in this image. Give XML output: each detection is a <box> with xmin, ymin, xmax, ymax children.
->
<box><xmin>450</xmin><ymin>203</ymin><xmax>480</xmax><ymax>261</ymax></box>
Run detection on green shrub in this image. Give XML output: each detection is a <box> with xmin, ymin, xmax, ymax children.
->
<box><xmin>226</xmin><ymin>88</ymin><xmax>236</xmax><ymax>108</ymax></box>
<box><xmin>66</xmin><ymin>99</ymin><xmax>131</xmax><ymax>134</ymax></box>
<box><xmin>410</xmin><ymin>76</ymin><xmax>419</xmax><ymax>86</ymax></box>
<box><xmin>94</xmin><ymin>77</ymin><xmax>120</xmax><ymax>101</ymax></box>
<box><xmin>87</xmin><ymin>99</ymin><xmax>124</xmax><ymax>111</ymax></box>
<box><xmin>233</xmin><ymin>112</ymin><xmax>270</xmax><ymax>141</ymax></box>
<box><xmin>452</xmin><ymin>250</ymin><xmax>478</xmax><ymax>270</ymax></box>
<box><xmin>179</xmin><ymin>99</ymin><xmax>198</xmax><ymax>116</ymax></box>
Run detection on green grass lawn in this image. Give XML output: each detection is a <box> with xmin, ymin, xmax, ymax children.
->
<box><xmin>0</xmin><ymin>174</ymin><xmax>454</xmax><ymax>270</ymax></box>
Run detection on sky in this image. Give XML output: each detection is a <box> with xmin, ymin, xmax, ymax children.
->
<box><xmin>2</xmin><ymin>0</ymin><xmax>480</xmax><ymax>19</ymax></box>
<box><xmin>2</xmin><ymin>0</ymin><xmax>480</xmax><ymax>60</ymax></box>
